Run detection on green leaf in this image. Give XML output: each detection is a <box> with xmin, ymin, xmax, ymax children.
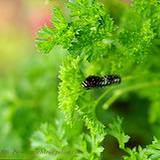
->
<box><xmin>124</xmin><ymin>138</ymin><xmax>160</xmax><ymax>160</ymax></box>
<box><xmin>35</xmin><ymin>25</ymin><xmax>55</xmax><ymax>54</ymax></box>
<box><xmin>106</xmin><ymin>117</ymin><xmax>130</xmax><ymax>149</ymax></box>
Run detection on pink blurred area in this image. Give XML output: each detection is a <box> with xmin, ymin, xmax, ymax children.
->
<box><xmin>29</xmin><ymin>8</ymin><xmax>51</xmax><ymax>37</ymax></box>
<box><xmin>0</xmin><ymin>0</ymin><xmax>52</xmax><ymax>74</ymax></box>
<box><xmin>0</xmin><ymin>0</ymin><xmax>51</xmax><ymax>37</ymax></box>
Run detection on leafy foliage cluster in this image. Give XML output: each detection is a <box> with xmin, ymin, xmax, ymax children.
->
<box><xmin>33</xmin><ymin>0</ymin><xmax>160</xmax><ymax>159</ymax></box>
<box><xmin>0</xmin><ymin>0</ymin><xmax>159</xmax><ymax>159</ymax></box>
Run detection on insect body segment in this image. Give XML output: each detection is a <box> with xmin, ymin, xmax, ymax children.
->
<box><xmin>104</xmin><ymin>75</ymin><xmax>121</xmax><ymax>85</ymax></box>
<box><xmin>82</xmin><ymin>75</ymin><xmax>121</xmax><ymax>89</ymax></box>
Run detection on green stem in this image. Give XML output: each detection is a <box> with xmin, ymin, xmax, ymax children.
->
<box><xmin>103</xmin><ymin>80</ymin><xmax>160</xmax><ymax>110</ymax></box>
<box><xmin>94</xmin><ymin>75</ymin><xmax>131</xmax><ymax>109</ymax></box>
<box><xmin>93</xmin><ymin>87</ymin><xmax>113</xmax><ymax>109</ymax></box>
<box><xmin>94</xmin><ymin>74</ymin><xmax>160</xmax><ymax>110</ymax></box>
<box><xmin>103</xmin><ymin>90</ymin><xmax>121</xmax><ymax>110</ymax></box>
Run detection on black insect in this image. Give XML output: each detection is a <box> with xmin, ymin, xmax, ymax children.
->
<box><xmin>82</xmin><ymin>75</ymin><xmax>121</xmax><ymax>89</ymax></box>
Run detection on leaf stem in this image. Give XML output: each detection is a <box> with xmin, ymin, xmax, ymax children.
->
<box><xmin>103</xmin><ymin>80</ymin><xmax>160</xmax><ymax>110</ymax></box>
<box><xmin>94</xmin><ymin>75</ymin><xmax>130</xmax><ymax>109</ymax></box>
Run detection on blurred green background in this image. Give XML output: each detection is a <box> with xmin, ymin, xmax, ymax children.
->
<box><xmin>0</xmin><ymin>0</ymin><xmax>65</xmax><ymax>158</ymax></box>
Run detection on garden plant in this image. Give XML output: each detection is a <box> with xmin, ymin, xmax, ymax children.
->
<box><xmin>0</xmin><ymin>0</ymin><xmax>160</xmax><ymax>160</ymax></box>
<box><xmin>31</xmin><ymin>0</ymin><xmax>160</xmax><ymax>159</ymax></box>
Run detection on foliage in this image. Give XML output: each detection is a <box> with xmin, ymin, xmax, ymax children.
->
<box><xmin>106</xmin><ymin>117</ymin><xmax>130</xmax><ymax>149</ymax></box>
<box><xmin>31</xmin><ymin>114</ymin><xmax>104</xmax><ymax>160</ymax></box>
<box><xmin>33</xmin><ymin>0</ymin><xmax>160</xmax><ymax>159</ymax></box>
<box><xmin>124</xmin><ymin>138</ymin><xmax>160</xmax><ymax>160</ymax></box>
<box><xmin>0</xmin><ymin>52</ymin><xmax>62</xmax><ymax>152</ymax></box>
<box><xmin>0</xmin><ymin>0</ymin><xmax>160</xmax><ymax>159</ymax></box>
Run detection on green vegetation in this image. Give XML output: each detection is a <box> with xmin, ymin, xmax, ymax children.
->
<box><xmin>0</xmin><ymin>0</ymin><xmax>160</xmax><ymax>159</ymax></box>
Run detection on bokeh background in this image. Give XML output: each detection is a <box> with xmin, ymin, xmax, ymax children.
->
<box><xmin>0</xmin><ymin>0</ymin><xmax>65</xmax><ymax>158</ymax></box>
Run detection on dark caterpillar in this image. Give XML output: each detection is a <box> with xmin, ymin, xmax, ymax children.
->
<box><xmin>82</xmin><ymin>75</ymin><xmax>121</xmax><ymax>89</ymax></box>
